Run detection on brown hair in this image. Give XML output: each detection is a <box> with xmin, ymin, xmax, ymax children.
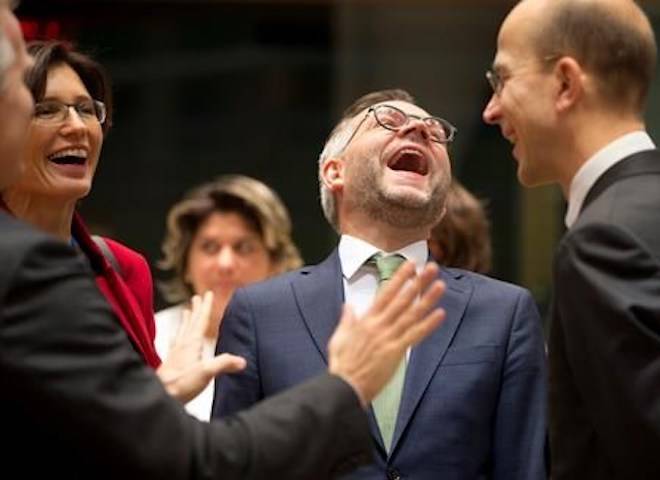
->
<box><xmin>25</xmin><ymin>40</ymin><xmax>113</xmax><ymax>133</ymax></box>
<box><xmin>533</xmin><ymin>0</ymin><xmax>656</xmax><ymax>113</ymax></box>
<box><xmin>318</xmin><ymin>89</ymin><xmax>416</xmax><ymax>231</ymax></box>
<box><xmin>159</xmin><ymin>175</ymin><xmax>303</xmax><ymax>302</ymax></box>
<box><xmin>428</xmin><ymin>181</ymin><xmax>492</xmax><ymax>274</ymax></box>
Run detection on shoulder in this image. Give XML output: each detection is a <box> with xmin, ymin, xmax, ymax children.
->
<box><xmin>101</xmin><ymin>237</ymin><xmax>150</xmax><ymax>271</ymax></box>
<box><xmin>0</xmin><ymin>214</ymin><xmax>84</xmax><ymax>287</ymax></box>
<box><xmin>236</xmin><ymin>264</ymin><xmax>316</xmax><ymax>298</ymax></box>
<box><xmin>99</xmin><ymin>236</ymin><xmax>153</xmax><ymax>287</ymax></box>
<box><xmin>442</xmin><ymin>266</ymin><xmax>539</xmax><ymax>326</ymax></box>
<box><xmin>579</xmin><ymin>156</ymin><xmax>660</xmax><ymax>243</ymax></box>
<box><xmin>443</xmin><ymin>266</ymin><xmax>532</xmax><ymax>300</ymax></box>
<box><xmin>0</xmin><ymin>215</ymin><xmax>103</xmax><ymax>322</ymax></box>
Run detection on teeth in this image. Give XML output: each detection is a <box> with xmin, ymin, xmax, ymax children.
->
<box><xmin>48</xmin><ymin>148</ymin><xmax>87</xmax><ymax>161</ymax></box>
<box><xmin>398</xmin><ymin>148</ymin><xmax>422</xmax><ymax>158</ymax></box>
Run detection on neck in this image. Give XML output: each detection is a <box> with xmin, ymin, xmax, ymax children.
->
<box><xmin>2</xmin><ymin>191</ymin><xmax>76</xmax><ymax>241</ymax></box>
<box><xmin>558</xmin><ymin>111</ymin><xmax>645</xmax><ymax>195</ymax></box>
<box><xmin>340</xmin><ymin>212</ymin><xmax>430</xmax><ymax>252</ymax></box>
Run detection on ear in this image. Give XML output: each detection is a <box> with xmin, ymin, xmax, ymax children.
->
<box><xmin>321</xmin><ymin>157</ymin><xmax>345</xmax><ymax>193</ymax></box>
<box><xmin>554</xmin><ymin>57</ymin><xmax>584</xmax><ymax>112</ymax></box>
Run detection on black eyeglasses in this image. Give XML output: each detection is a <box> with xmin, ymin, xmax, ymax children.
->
<box><xmin>33</xmin><ymin>99</ymin><xmax>107</xmax><ymax>125</ymax></box>
<box><xmin>343</xmin><ymin>104</ymin><xmax>457</xmax><ymax>151</ymax></box>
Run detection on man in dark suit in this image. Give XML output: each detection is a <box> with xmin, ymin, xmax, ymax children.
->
<box><xmin>483</xmin><ymin>0</ymin><xmax>660</xmax><ymax>478</ymax></box>
<box><xmin>0</xmin><ymin>2</ymin><xmax>446</xmax><ymax>478</ymax></box>
<box><xmin>214</xmin><ymin>89</ymin><xmax>548</xmax><ymax>479</ymax></box>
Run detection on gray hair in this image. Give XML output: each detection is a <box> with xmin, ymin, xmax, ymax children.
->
<box><xmin>317</xmin><ymin>118</ymin><xmax>355</xmax><ymax>231</ymax></box>
<box><xmin>317</xmin><ymin>89</ymin><xmax>416</xmax><ymax>231</ymax></box>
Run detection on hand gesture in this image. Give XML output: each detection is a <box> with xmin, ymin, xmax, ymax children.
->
<box><xmin>327</xmin><ymin>261</ymin><xmax>445</xmax><ymax>405</ymax></box>
<box><xmin>157</xmin><ymin>291</ymin><xmax>246</xmax><ymax>404</ymax></box>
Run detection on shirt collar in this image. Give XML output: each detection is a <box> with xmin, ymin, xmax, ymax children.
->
<box><xmin>565</xmin><ymin>131</ymin><xmax>655</xmax><ymax>228</ymax></box>
<box><xmin>338</xmin><ymin>234</ymin><xmax>429</xmax><ymax>281</ymax></box>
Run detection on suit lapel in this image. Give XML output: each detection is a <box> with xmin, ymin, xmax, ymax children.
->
<box><xmin>389</xmin><ymin>266</ymin><xmax>473</xmax><ymax>455</ymax></box>
<box><xmin>290</xmin><ymin>249</ymin><xmax>344</xmax><ymax>364</ymax></box>
<box><xmin>291</xmin><ymin>249</ymin><xmax>390</xmax><ymax>451</ymax></box>
<box><xmin>582</xmin><ymin>149</ymin><xmax>660</xmax><ymax>214</ymax></box>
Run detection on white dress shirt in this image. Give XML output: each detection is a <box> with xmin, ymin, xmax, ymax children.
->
<box><xmin>155</xmin><ymin>304</ymin><xmax>216</xmax><ymax>421</ymax></box>
<box><xmin>565</xmin><ymin>131</ymin><xmax>655</xmax><ymax>228</ymax></box>
<box><xmin>338</xmin><ymin>235</ymin><xmax>429</xmax><ymax>318</ymax></box>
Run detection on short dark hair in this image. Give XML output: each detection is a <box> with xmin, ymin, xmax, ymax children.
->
<box><xmin>25</xmin><ymin>40</ymin><xmax>113</xmax><ymax>132</ymax></box>
<box><xmin>533</xmin><ymin>0</ymin><xmax>656</xmax><ymax>113</ymax></box>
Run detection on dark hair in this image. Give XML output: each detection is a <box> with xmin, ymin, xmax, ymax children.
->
<box><xmin>159</xmin><ymin>175</ymin><xmax>303</xmax><ymax>302</ymax></box>
<box><xmin>25</xmin><ymin>40</ymin><xmax>113</xmax><ymax>132</ymax></box>
<box><xmin>428</xmin><ymin>181</ymin><xmax>492</xmax><ymax>274</ymax></box>
<box><xmin>533</xmin><ymin>0</ymin><xmax>656</xmax><ymax>113</ymax></box>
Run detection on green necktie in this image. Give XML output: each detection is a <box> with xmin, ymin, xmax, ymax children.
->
<box><xmin>368</xmin><ymin>253</ymin><xmax>407</xmax><ymax>452</ymax></box>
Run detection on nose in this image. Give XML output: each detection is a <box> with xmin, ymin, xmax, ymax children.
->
<box><xmin>216</xmin><ymin>247</ymin><xmax>237</xmax><ymax>272</ymax></box>
<box><xmin>482</xmin><ymin>94</ymin><xmax>501</xmax><ymax>125</ymax></box>
<box><xmin>400</xmin><ymin>116</ymin><xmax>432</xmax><ymax>142</ymax></box>
<box><xmin>60</xmin><ymin>106</ymin><xmax>88</xmax><ymax>135</ymax></box>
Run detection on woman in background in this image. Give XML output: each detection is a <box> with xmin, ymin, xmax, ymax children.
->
<box><xmin>157</xmin><ymin>174</ymin><xmax>303</xmax><ymax>419</ymax></box>
<box><xmin>428</xmin><ymin>180</ymin><xmax>492</xmax><ymax>274</ymax></box>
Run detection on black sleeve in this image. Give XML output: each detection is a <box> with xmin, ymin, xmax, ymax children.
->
<box><xmin>0</xmin><ymin>236</ymin><xmax>372</xmax><ymax>479</ymax></box>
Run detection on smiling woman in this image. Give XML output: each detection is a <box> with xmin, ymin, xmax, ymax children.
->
<box><xmin>0</xmin><ymin>41</ymin><xmax>166</xmax><ymax>367</ymax></box>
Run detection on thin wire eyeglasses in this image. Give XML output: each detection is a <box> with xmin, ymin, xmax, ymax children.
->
<box><xmin>486</xmin><ymin>55</ymin><xmax>561</xmax><ymax>95</ymax></box>
<box><xmin>342</xmin><ymin>104</ymin><xmax>458</xmax><ymax>152</ymax></box>
<box><xmin>33</xmin><ymin>99</ymin><xmax>107</xmax><ymax>125</ymax></box>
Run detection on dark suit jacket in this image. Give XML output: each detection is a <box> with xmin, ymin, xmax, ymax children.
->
<box><xmin>550</xmin><ymin>149</ymin><xmax>660</xmax><ymax>479</ymax></box>
<box><xmin>213</xmin><ymin>250</ymin><xmax>548</xmax><ymax>480</ymax></box>
<box><xmin>0</xmin><ymin>212</ymin><xmax>372</xmax><ymax>479</ymax></box>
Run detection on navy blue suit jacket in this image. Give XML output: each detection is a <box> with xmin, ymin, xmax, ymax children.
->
<box><xmin>213</xmin><ymin>250</ymin><xmax>548</xmax><ymax>479</ymax></box>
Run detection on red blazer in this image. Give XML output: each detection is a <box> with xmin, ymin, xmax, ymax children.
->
<box><xmin>72</xmin><ymin>213</ymin><xmax>161</xmax><ymax>368</ymax></box>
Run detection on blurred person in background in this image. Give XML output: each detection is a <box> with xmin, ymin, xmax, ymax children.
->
<box><xmin>428</xmin><ymin>180</ymin><xmax>492</xmax><ymax>274</ymax></box>
<box><xmin>156</xmin><ymin>174</ymin><xmax>303</xmax><ymax>419</ymax></box>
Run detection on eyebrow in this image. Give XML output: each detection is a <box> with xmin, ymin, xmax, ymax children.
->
<box><xmin>40</xmin><ymin>94</ymin><xmax>93</xmax><ymax>102</ymax></box>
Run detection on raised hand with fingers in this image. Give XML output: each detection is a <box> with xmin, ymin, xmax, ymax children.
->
<box><xmin>327</xmin><ymin>261</ymin><xmax>445</xmax><ymax>406</ymax></box>
<box><xmin>156</xmin><ymin>291</ymin><xmax>246</xmax><ymax>403</ymax></box>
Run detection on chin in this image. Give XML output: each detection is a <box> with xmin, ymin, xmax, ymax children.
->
<box><xmin>386</xmin><ymin>184</ymin><xmax>431</xmax><ymax>204</ymax></box>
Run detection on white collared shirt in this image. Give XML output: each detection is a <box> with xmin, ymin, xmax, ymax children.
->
<box><xmin>565</xmin><ymin>131</ymin><xmax>655</xmax><ymax>228</ymax></box>
<box><xmin>338</xmin><ymin>235</ymin><xmax>429</xmax><ymax>318</ymax></box>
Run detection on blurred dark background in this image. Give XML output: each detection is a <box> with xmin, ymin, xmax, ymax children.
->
<box><xmin>15</xmin><ymin>0</ymin><xmax>660</xmax><ymax>314</ymax></box>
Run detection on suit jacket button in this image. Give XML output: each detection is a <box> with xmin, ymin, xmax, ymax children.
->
<box><xmin>387</xmin><ymin>468</ymin><xmax>401</xmax><ymax>480</ymax></box>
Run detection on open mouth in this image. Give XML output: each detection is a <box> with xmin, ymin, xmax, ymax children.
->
<box><xmin>47</xmin><ymin>148</ymin><xmax>88</xmax><ymax>166</ymax></box>
<box><xmin>387</xmin><ymin>148</ymin><xmax>429</xmax><ymax>175</ymax></box>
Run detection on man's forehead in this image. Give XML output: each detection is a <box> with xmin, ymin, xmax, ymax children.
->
<box><xmin>492</xmin><ymin>5</ymin><xmax>538</xmax><ymax>73</ymax></box>
<box><xmin>356</xmin><ymin>100</ymin><xmax>431</xmax><ymax>119</ymax></box>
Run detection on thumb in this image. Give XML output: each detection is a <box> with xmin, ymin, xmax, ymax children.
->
<box><xmin>206</xmin><ymin>353</ymin><xmax>247</xmax><ymax>377</ymax></box>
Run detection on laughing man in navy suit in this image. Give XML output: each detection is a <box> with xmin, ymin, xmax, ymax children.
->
<box><xmin>213</xmin><ymin>89</ymin><xmax>548</xmax><ymax>480</ymax></box>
